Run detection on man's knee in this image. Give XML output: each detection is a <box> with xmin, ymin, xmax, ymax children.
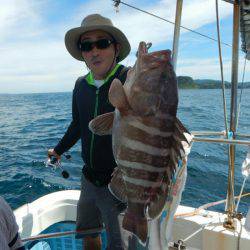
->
<box><xmin>83</xmin><ymin>235</ymin><xmax>102</xmax><ymax>250</ymax></box>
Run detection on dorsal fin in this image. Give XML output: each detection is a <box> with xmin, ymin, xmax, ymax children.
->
<box><xmin>88</xmin><ymin>112</ymin><xmax>114</xmax><ymax>135</ymax></box>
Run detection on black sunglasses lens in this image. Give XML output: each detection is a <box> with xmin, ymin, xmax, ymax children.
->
<box><xmin>79</xmin><ymin>39</ymin><xmax>113</xmax><ymax>52</ymax></box>
<box><xmin>80</xmin><ymin>41</ymin><xmax>92</xmax><ymax>52</ymax></box>
<box><xmin>95</xmin><ymin>39</ymin><xmax>111</xmax><ymax>49</ymax></box>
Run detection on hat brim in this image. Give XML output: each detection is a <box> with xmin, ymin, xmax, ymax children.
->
<box><xmin>65</xmin><ymin>25</ymin><xmax>131</xmax><ymax>62</ymax></box>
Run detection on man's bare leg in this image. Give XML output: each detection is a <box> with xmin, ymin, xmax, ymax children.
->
<box><xmin>83</xmin><ymin>235</ymin><xmax>102</xmax><ymax>250</ymax></box>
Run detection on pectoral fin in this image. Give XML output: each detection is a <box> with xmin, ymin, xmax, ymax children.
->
<box><xmin>88</xmin><ymin>112</ymin><xmax>114</xmax><ymax>135</ymax></box>
<box><xmin>108</xmin><ymin>167</ymin><xmax>127</xmax><ymax>202</ymax></box>
<box><xmin>109</xmin><ymin>78</ymin><xmax>130</xmax><ymax>114</ymax></box>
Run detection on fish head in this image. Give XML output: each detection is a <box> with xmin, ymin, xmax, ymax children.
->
<box><xmin>123</xmin><ymin>41</ymin><xmax>178</xmax><ymax>116</ymax></box>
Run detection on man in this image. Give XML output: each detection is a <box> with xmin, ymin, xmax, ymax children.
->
<box><xmin>0</xmin><ymin>196</ymin><xmax>24</xmax><ymax>250</ymax></box>
<box><xmin>48</xmin><ymin>14</ymin><xmax>131</xmax><ymax>250</ymax></box>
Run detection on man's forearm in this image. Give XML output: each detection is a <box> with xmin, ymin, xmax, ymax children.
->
<box><xmin>54</xmin><ymin>120</ymin><xmax>81</xmax><ymax>155</ymax></box>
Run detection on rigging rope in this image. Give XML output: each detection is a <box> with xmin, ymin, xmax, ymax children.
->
<box><xmin>215</xmin><ymin>0</ymin><xmax>229</xmax><ymax>137</ymax></box>
<box><xmin>236</xmin><ymin>56</ymin><xmax>247</xmax><ymax>130</ymax></box>
<box><xmin>235</xmin><ymin>176</ymin><xmax>247</xmax><ymax>212</ymax></box>
<box><xmin>174</xmin><ymin>192</ymin><xmax>250</xmax><ymax>218</ymax></box>
<box><xmin>112</xmin><ymin>0</ymin><xmax>233</xmax><ymax>47</ymax></box>
<box><xmin>182</xmin><ymin>221</ymin><xmax>216</xmax><ymax>243</ymax></box>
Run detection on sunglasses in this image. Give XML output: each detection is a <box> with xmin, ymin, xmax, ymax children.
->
<box><xmin>78</xmin><ymin>38</ymin><xmax>114</xmax><ymax>52</ymax></box>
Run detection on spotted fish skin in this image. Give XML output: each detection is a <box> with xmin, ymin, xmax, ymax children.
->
<box><xmin>89</xmin><ymin>42</ymin><xmax>190</xmax><ymax>244</ymax></box>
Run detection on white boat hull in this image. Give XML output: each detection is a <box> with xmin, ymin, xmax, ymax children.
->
<box><xmin>14</xmin><ymin>190</ymin><xmax>250</xmax><ymax>250</ymax></box>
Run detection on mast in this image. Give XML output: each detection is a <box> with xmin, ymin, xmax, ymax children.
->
<box><xmin>172</xmin><ymin>0</ymin><xmax>183</xmax><ymax>71</ymax></box>
<box><xmin>224</xmin><ymin>0</ymin><xmax>240</xmax><ymax>229</ymax></box>
<box><xmin>172</xmin><ymin>1</ymin><xmax>240</xmax><ymax>228</ymax></box>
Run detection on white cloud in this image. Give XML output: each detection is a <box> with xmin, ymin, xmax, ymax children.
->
<box><xmin>177</xmin><ymin>55</ymin><xmax>250</xmax><ymax>81</ymax></box>
<box><xmin>182</xmin><ymin>0</ymin><xmax>232</xmax><ymax>30</ymax></box>
<box><xmin>0</xmin><ymin>40</ymin><xmax>85</xmax><ymax>93</ymax></box>
<box><xmin>0</xmin><ymin>0</ymin><xmax>239</xmax><ymax>94</ymax></box>
<box><xmin>0</xmin><ymin>0</ymin><xmax>45</xmax><ymax>42</ymax></box>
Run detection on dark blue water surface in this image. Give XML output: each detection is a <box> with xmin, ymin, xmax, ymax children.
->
<box><xmin>0</xmin><ymin>89</ymin><xmax>249</xmax><ymax>214</ymax></box>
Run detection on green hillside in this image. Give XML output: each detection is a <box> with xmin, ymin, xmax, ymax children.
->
<box><xmin>177</xmin><ymin>76</ymin><xmax>250</xmax><ymax>89</ymax></box>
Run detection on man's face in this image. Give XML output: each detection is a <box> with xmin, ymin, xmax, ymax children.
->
<box><xmin>80</xmin><ymin>30</ymin><xmax>119</xmax><ymax>80</ymax></box>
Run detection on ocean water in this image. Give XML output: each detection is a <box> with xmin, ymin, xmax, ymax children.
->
<box><xmin>0</xmin><ymin>89</ymin><xmax>249</xmax><ymax>215</ymax></box>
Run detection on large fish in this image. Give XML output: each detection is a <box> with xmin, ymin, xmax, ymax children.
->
<box><xmin>89</xmin><ymin>42</ymin><xmax>191</xmax><ymax>245</ymax></box>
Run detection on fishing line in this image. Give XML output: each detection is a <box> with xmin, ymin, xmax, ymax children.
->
<box><xmin>113</xmin><ymin>0</ymin><xmax>232</xmax><ymax>47</ymax></box>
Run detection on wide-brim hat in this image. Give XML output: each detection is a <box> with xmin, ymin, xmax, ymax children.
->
<box><xmin>65</xmin><ymin>14</ymin><xmax>131</xmax><ymax>62</ymax></box>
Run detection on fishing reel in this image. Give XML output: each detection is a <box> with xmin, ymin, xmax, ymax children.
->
<box><xmin>46</xmin><ymin>154</ymin><xmax>70</xmax><ymax>179</ymax></box>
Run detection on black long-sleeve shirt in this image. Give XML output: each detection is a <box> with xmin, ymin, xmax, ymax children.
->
<box><xmin>54</xmin><ymin>64</ymin><xmax>129</xmax><ymax>186</ymax></box>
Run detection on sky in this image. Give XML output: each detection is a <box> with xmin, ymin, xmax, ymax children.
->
<box><xmin>0</xmin><ymin>0</ymin><xmax>248</xmax><ymax>94</ymax></box>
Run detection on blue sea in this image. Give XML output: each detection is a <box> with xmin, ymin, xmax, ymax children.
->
<box><xmin>0</xmin><ymin>89</ymin><xmax>249</xmax><ymax>215</ymax></box>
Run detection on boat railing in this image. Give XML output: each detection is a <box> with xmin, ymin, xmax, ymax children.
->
<box><xmin>192</xmin><ymin>131</ymin><xmax>250</xmax><ymax>138</ymax></box>
<box><xmin>192</xmin><ymin>135</ymin><xmax>250</xmax><ymax>146</ymax></box>
<box><xmin>22</xmin><ymin>227</ymin><xmax>104</xmax><ymax>243</ymax></box>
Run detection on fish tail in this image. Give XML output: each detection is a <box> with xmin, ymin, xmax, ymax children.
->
<box><xmin>122</xmin><ymin>211</ymin><xmax>148</xmax><ymax>244</ymax></box>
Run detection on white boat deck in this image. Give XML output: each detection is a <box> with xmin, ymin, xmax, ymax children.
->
<box><xmin>14</xmin><ymin>190</ymin><xmax>250</xmax><ymax>250</ymax></box>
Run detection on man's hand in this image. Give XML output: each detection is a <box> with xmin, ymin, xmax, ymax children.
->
<box><xmin>48</xmin><ymin>148</ymin><xmax>61</xmax><ymax>161</ymax></box>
